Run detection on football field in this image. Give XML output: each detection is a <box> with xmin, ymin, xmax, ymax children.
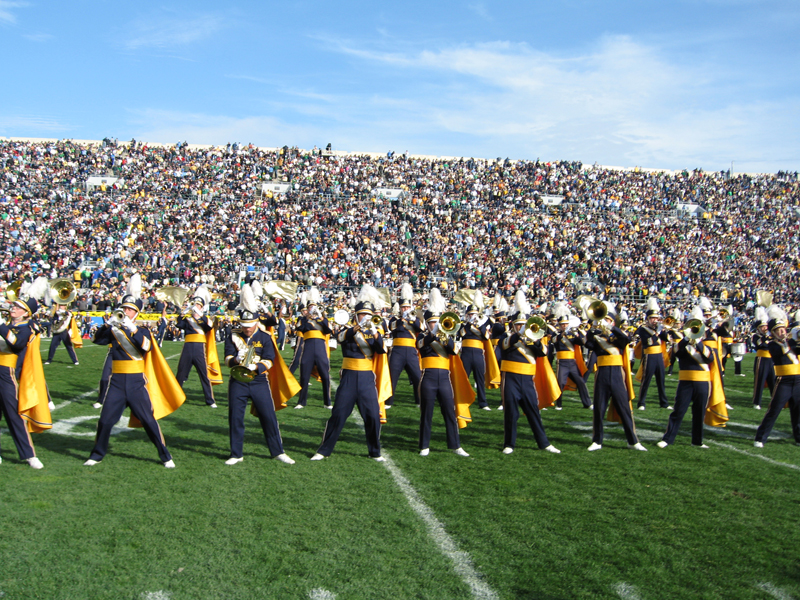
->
<box><xmin>1</xmin><ymin>342</ymin><xmax>798</xmax><ymax>600</ymax></box>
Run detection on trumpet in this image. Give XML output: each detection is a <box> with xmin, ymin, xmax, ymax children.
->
<box><xmin>108</xmin><ymin>309</ymin><xmax>126</xmax><ymax>327</ymax></box>
<box><xmin>230</xmin><ymin>345</ymin><xmax>257</xmax><ymax>383</ymax></box>
<box><xmin>683</xmin><ymin>319</ymin><xmax>706</xmax><ymax>341</ymax></box>
<box><xmin>662</xmin><ymin>316</ymin><xmax>677</xmax><ymax>329</ymax></box>
<box><xmin>522</xmin><ymin>316</ymin><xmax>547</xmax><ymax>341</ymax></box>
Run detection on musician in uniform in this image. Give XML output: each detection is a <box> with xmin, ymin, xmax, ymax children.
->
<box><xmin>715</xmin><ymin>305</ymin><xmax>734</xmax><ymax>372</ymax></box>
<box><xmin>490</xmin><ymin>294</ymin><xmax>509</xmax><ymax>409</ymax></box>
<box><xmin>499</xmin><ymin>295</ymin><xmax>561</xmax><ymax>455</ymax></box>
<box><xmin>175</xmin><ymin>289</ymin><xmax>218</xmax><ymax>408</ymax></box>
<box><xmin>585</xmin><ymin>303</ymin><xmax>647</xmax><ymax>452</ymax></box>
<box><xmin>751</xmin><ymin>306</ymin><xmax>774</xmax><ymax>410</ymax></box>
<box><xmin>657</xmin><ymin>308</ymin><xmax>715</xmax><ymax>448</ymax></box>
<box><xmin>223</xmin><ymin>288</ymin><xmax>294</xmax><ymax>466</ymax></box>
<box><xmin>553</xmin><ymin>313</ymin><xmax>592</xmax><ymax>410</ymax></box>
<box><xmin>634</xmin><ymin>299</ymin><xmax>671</xmax><ymax>410</ymax></box>
<box><xmin>417</xmin><ymin>289</ymin><xmax>469</xmax><ymax>457</ymax></box>
<box><xmin>155</xmin><ymin>306</ymin><xmax>168</xmax><ymax>347</ymax></box>
<box><xmin>44</xmin><ymin>305</ymin><xmax>79</xmax><ymax>365</ymax></box>
<box><xmin>386</xmin><ymin>285</ymin><xmax>422</xmax><ymax>408</ymax></box>
<box><xmin>84</xmin><ymin>285</ymin><xmax>178</xmax><ymax>468</ymax></box>
<box><xmin>0</xmin><ymin>296</ymin><xmax>46</xmax><ymax>469</ymax></box>
<box><xmin>311</xmin><ymin>298</ymin><xmax>386</xmax><ymax>461</ymax></box>
<box><xmin>754</xmin><ymin>306</ymin><xmax>800</xmax><ymax>448</ymax></box>
<box><xmin>288</xmin><ymin>304</ymin><xmax>308</xmax><ymax>375</ymax></box>
<box><xmin>458</xmin><ymin>302</ymin><xmax>492</xmax><ymax>410</ymax></box>
<box><xmin>294</xmin><ymin>290</ymin><xmax>333</xmax><ymax>409</ymax></box>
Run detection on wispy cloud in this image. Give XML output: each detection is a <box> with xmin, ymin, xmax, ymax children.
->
<box><xmin>0</xmin><ymin>0</ymin><xmax>27</xmax><ymax>24</ymax></box>
<box><xmin>0</xmin><ymin>114</ymin><xmax>71</xmax><ymax>133</ymax></box>
<box><xmin>124</xmin><ymin>13</ymin><xmax>225</xmax><ymax>50</ymax></box>
<box><xmin>23</xmin><ymin>32</ymin><xmax>52</xmax><ymax>42</ymax></box>
<box><xmin>467</xmin><ymin>2</ymin><xmax>492</xmax><ymax>21</ymax></box>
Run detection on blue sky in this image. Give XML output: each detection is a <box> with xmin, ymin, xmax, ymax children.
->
<box><xmin>1</xmin><ymin>0</ymin><xmax>798</xmax><ymax>172</ymax></box>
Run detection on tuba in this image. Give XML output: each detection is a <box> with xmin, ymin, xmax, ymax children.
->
<box><xmin>230</xmin><ymin>344</ymin><xmax>257</xmax><ymax>383</ymax></box>
<box><xmin>50</xmin><ymin>279</ymin><xmax>76</xmax><ymax>305</ymax></box>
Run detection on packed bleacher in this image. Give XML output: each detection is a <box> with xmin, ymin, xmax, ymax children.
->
<box><xmin>1</xmin><ymin>137</ymin><xmax>799</xmax><ymax>318</ymax></box>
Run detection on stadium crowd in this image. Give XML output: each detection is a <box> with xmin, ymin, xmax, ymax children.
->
<box><xmin>1</xmin><ymin>137</ymin><xmax>798</xmax><ymax>315</ymax></box>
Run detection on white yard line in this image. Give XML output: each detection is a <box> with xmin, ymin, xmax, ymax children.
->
<box><xmin>707</xmin><ymin>441</ymin><xmax>800</xmax><ymax>472</ymax></box>
<box><xmin>755</xmin><ymin>582</ymin><xmax>796</xmax><ymax>600</ymax></box>
<box><xmin>308</xmin><ymin>590</ymin><xmax>337</xmax><ymax>600</ymax></box>
<box><xmin>615</xmin><ymin>582</ymin><xmax>642</xmax><ymax>600</ymax></box>
<box><xmin>333</xmin><ymin>377</ymin><xmax>498</xmax><ymax>600</ymax></box>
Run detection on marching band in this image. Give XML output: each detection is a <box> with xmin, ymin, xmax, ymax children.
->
<box><xmin>0</xmin><ymin>274</ymin><xmax>799</xmax><ymax>470</ymax></box>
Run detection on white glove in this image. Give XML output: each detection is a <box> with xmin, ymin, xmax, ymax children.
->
<box><xmin>122</xmin><ymin>316</ymin><xmax>136</xmax><ymax>330</ymax></box>
<box><xmin>247</xmin><ymin>363</ymin><xmax>258</xmax><ymax>371</ymax></box>
<box><xmin>236</xmin><ymin>349</ymin><xmax>248</xmax><ymax>362</ymax></box>
<box><xmin>192</xmin><ymin>308</ymin><xmax>203</xmax><ymax>320</ymax></box>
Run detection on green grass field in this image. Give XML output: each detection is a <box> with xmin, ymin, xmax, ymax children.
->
<box><xmin>2</xmin><ymin>341</ymin><xmax>799</xmax><ymax>600</ymax></box>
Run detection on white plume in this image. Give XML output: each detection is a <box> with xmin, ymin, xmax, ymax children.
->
<box><xmin>689</xmin><ymin>306</ymin><xmax>705</xmax><ymax>321</ymax></box>
<box><xmin>250</xmin><ymin>280</ymin><xmax>263</xmax><ymax>299</ymax></box>
<box><xmin>768</xmin><ymin>305</ymin><xmax>788</xmax><ymax>324</ymax></box>
<box><xmin>698</xmin><ymin>296</ymin><xmax>714</xmax><ymax>312</ymax></box>
<box><xmin>308</xmin><ymin>286</ymin><xmax>322</xmax><ymax>305</ymax></box>
<box><xmin>498</xmin><ymin>296</ymin><xmax>510</xmax><ymax>313</ymax></box>
<box><xmin>755</xmin><ymin>306</ymin><xmax>769</xmax><ymax>325</ymax></box>
<box><xmin>473</xmin><ymin>289</ymin><xmax>485</xmax><ymax>310</ymax></box>
<box><xmin>27</xmin><ymin>277</ymin><xmax>49</xmax><ymax>302</ymax></box>
<box><xmin>428</xmin><ymin>288</ymin><xmax>447</xmax><ymax>315</ymax></box>
<box><xmin>298</xmin><ymin>291</ymin><xmax>309</xmax><ymax>307</ymax></box>
<box><xmin>552</xmin><ymin>301</ymin><xmax>571</xmax><ymax>320</ymax></box>
<box><xmin>647</xmin><ymin>297</ymin><xmax>660</xmax><ymax>313</ymax></box>
<box><xmin>513</xmin><ymin>290</ymin><xmax>530</xmax><ymax>317</ymax></box>
<box><xmin>492</xmin><ymin>293</ymin><xmax>503</xmax><ymax>310</ymax></box>
<box><xmin>671</xmin><ymin>308</ymin><xmax>683</xmax><ymax>322</ymax></box>
<box><xmin>400</xmin><ymin>283</ymin><xmax>414</xmax><ymax>303</ymax></box>
<box><xmin>348</xmin><ymin>294</ymin><xmax>357</xmax><ymax>309</ymax></box>
<box><xmin>239</xmin><ymin>284</ymin><xmax>259</xmax><ymax>314</ymax></box>
<box><xmin>357</xmin><ymin>284</ymin><xmax>384</xmax><ymax>309</ymax></box>
<box><xmin>127</xmin><ymin>273</ymin><xmax>142</xmax><ymax>301</ymax></box>
<box><xmin>194</xmin><ymin>284</ymin><xmax>211</xmax><ymax>312</ymax></box>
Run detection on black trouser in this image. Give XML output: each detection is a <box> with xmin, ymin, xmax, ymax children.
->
<box><xmin>317</xmin><ymin>369</ymin><xmax>381</xmax><ymax>457</ymax></box>
<box><xmin>755</xmin><ymin>376</ymin><xmax>800</xmax><ymax>444</ymax></box>
<box><xmin>228</xmin><ymin>375</ymin><xmax>285</xmax><ymax>458</ymax></box>
<box><xmin>662</xmin><ymin>380</ymin><xmax>710</xmax><ymax>445</ymax></box>
<box><xmin>592</xmin><ymin>366</ymin><xmax>638</xmax><ymax>446</ymax></box>
<box><xmin>387</xmin><ymin>345</ymin><xmax>421</xmax><ymax>406</ymax></box>
<box><xmin>47</xmin><ymin>331</ymin><xmax>78</xmax><ymax>363</ymax></box>
<box><xmin>501</xmin><ymin>371</ymin><xmax>550</xmax><ymax>449</ymax></box>
<box><xmin>638</xmin><ymin>352</ymin><xmax>669</xmax><ymax>408</ymax></box>
<box><xmin>418</xmin><ymin>368</ymin><xmax>460</xmax><ymax>450</ymax></box>
<box><xmin>556</xmin><ymin>359</ymin><xmax>591</xmax><ymax>407</ymax></box>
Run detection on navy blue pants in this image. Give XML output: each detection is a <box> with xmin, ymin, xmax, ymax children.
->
<box><xmin>592</xmin><ymin>366</ymin><xmax>639</xmax><ymax>445</ymax></box>
<box><xmin>556</xmin><ymin>359</ymin><xmax>591</xmax><ymax>407</ymax></box>
<box><xmin>752</xmin><ymin>356</ymin><xmax>775</xmax><ymax>406</ymax></box>
<box><xmin>317</xmin><ymin>369</ymin><xmax>382</xmax><ymax>457</ymax></box>
<box><xmin>297</xmin><ymin>339</ymin><xmax>331</xmax><ymax>407</ymax></box>
<box><xmin>461</xmin><ymin>347</ymin><xmax>487</xmax><ymax>408</ymax></box>
<box><xmin>583</xmin><ymin>352</ymin><xmax>597</xmax><ymax>381</ymax></box>
<box><xmin>228</xmin><ymin>376</ymin><xmax>285</xmax><ymax>458</ymax></box>
<box><xmin>289</xmin><ymin>337</ymin><xmax>303</xmax><ymax>374</ymax></box>
<box><xmin>662</xmin><ymin>381</ymin><xmax>710</xmax><ymax>445</ymax></box>
<box><xmin>755</xmin><ymin>377</ymin><xmax>800</xmax><ymax>444</ymax></box>
<box><xmin>47</xmin><ymin>331</ymin><xmax>78</xmax><ymax>364</ymax></box>
<box><xmin>0</xmin><ymin>366</ymin><xmax>36</xmax><ymax>459</ymax></box>
<box><xmin>418</xmin><ymin>368</ymin><xmax>460</xmax><ymax>450</ymax></box>
<box><xmin>176</xmin><ymin>341</ymin><xmax>215</xmax><ymax>405</ymax></box>
<box><xmin>501</xmin><ymin>371</ymin><xmax>550</xmax><ymax>449</ymax></box>
<box><xmin>638</xmin><ymin>352</ymin><xmax>669</xmax><ymax>408</ymax></box>
<box><xmin>156</xmin><ymin>323</ymin><xmax>167</xmax><ymax>347</ymax></box>
<box><xmin>89</xmin><ymin>372</ymin><xmax>172</xmax><ymax>463</ymax></box>
<box><xmin>387</xmin><ymin>345</ymin><xmax>421</xmax><ymax>406</ymax></box>
<box><xmin>97</xmin><ymin>350</ymin><xmax>112</xmax><ymax>405</ymax></box>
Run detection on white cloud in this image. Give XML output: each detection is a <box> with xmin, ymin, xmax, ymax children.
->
<box><xmin>23</xmin><ymin>32</ymin><xmax>52</xmax><ymax>42</ymax></box>
<box><xmin>124</xmin><ymin>13</ymin><xmax>224</xmax><ymax>50</ymax></box>
<box><xmin>0</xmin><ymin>1</ymin><xmax>26</xmax><ymax>24</ymax></box>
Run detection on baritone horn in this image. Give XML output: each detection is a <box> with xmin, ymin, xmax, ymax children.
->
<box><xmin>50</xmin><ymin>279</ymin><xmax>76</xmax><ymax>305</ymax></box>
<box><xmin>230</xmin><ymin>345</ymin><xmax>257</xmax><ymax>383</ymax></box>
<box><xmin>683</xmin><ymin>319</ymin><xmax>706</xmax><ymax>341</ymax></box>
<box><xmin>439</xmin><ymin>312</ymin><xmax>461</xmax><ymax>336</ymax></box>
<box><xmin>578</xmin><ymin>295</ymin><xmax>608</xmax><ymax>322</ymax></box>
<box><xmin>523</xmin><ymin>316</ymin><xmax>547</xmax><ymax>341</ymax></box>
<box><xmin>662</xmin><ymin>316</ymin><xmax>677</xmax><ymax>329</ymax></box>
<box><xmin>5</xmin><ymin>280</ymin><xmax>22</xmax><ymax>303</ymax></box>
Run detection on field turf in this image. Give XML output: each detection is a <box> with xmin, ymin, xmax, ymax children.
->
<box><xmin>1</xmin><ymin>341</ymin><xmax>799</xmax><ymax>600</ymax></box>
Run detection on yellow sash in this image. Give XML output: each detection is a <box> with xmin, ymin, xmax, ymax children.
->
<box><xmin>392</xmin><ymin>337</ymin><xmax>416</xmax><ymax>348</ymax></box>
<box><xmin>774</xmin><ymin>364</ymin><xmax>800</xmax><ymax>377</ymax></box>
<box><xmin>129</xmin><ymin>343</ymin><xmax>186</xmax><ymax>427</ymax></box>
<box><xmin>204</xmin><ymin>330</ymin><xmax>223</xmax><ymax>386</ymax></box>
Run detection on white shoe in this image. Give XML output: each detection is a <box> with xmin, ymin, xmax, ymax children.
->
<box><xmin>310</xmin><ymin>453</ymin><xmax>326</xmax><ymax>461</ymax></box>
<box><xmin>754</xmin><ymin>441</ymin><xmax>764</xmax><ymax>448</ymax></box>
<box><xmin>92</xmin><ymin>402</ymin><xmax>102</xmax><ymax>409</ymax></box>
<box><xmin>372</xmin><ymin>456</ymin><xmax>386</xmax><ymax>462</ymax></box>
<box><xmin>419</xmin><ymin>448</ymin><xmax>430</xmax><ymax>456</ymax></box>
<box><xmin>294</xmin><ymin>404</ymin><xmax>304</xmax><ymax>409</ymax></box>
<box><xmin>629</xmin><ymin>443</ymin><xmax>648</xmax><ymax>451</ymax></box>
<box><xmin>725</xmin><ymin>403</ymin><xmax>733</xmax><ymax>410</ymax></box>
<box><xmin>454</xmin><ymin>448</ymin><xmax>469</xmax><ymax>457</ymax></box>
<box><xmin>502</xmin><ymin>447</ymin><xmax>514</xmax><ymax>454</ymax></box>
<box><xmin>74</xmin><ymin>362</ymin><xmax>79</xmax><ymax>366</ymax></box>
<box><xmin>385</xmin><ymin>404</ymin><xmax>393</xmax><ymax>410</ymax></box>
<box><xmin>693</xmin><ymin>444</ymin><xmax>709</xmax><ymax>449</ymax></box>
<box><xmin>664</xmin><ymin>406</ymin><xmax>673</xmax><ymax>410</ymax></box>
<box><xmin>587</xmin><ymin>442</ymin><xmax>602</xmax><ymax>451</ymax></box>
<box><xmin>481</xmin><ymin>406</ymin><xmax>491</xmax><ymax>411</ymax></box>
<box><xmin>754</xmin><ymin>405</ymin><xmax>761</xmax><ymax>410</ymax></box>
<box><xmin>275</xmin><ymin>453</ymin><xmax>295</xmax><ymax>465</ymax></box>
<box><xmin>27</xmin><ymin>457</ymin><xmax>44</xmax><ymax>469</ymax></box>
<box><xmin>497</xmin><ymin>405</ymin><xmax>504</xmax><ymax>411</ymax></box>
<box><xmin>638</xmin><ymin>405</ymin><xmax>646</xmax><ymax>411</ymax></box>
<box><xmin>48</xmin><ymin>401</ymin><xmax>55</xmax><ymax>410</ymax></box>
<box><xmin>224</xmin><ymin>457</ymin><xmax>244</xmax><ymax>465</ymax></box>
<box><xmin>83</xmin><ymin>459</ymin><xmax>99</xmax><ymax>466</ymax></box>
<box><xmin>325</xmin><ymin>405</ymin><xmax>333</xmax><ymax>410</ymax></box>
<box><xmin>164</xmin><ymin>460</ymin><xmax>176</xmax><ymax>468</ymax></box>
<box><xmin>657</xmin><ymin>441</ymin><xmax>668</xmax><ymax>448</ymax></box>
<box><xmin>544</xmin><ymin>445</ymin><xmax>561</xmax><ymax>454</ymax></box>
<box><xmin>588</xmin><ymin>404</ymin><xmax>594</xmax><ymax>410</ymax></box>
<box><xmin>555</xmin><ymin>406</ymin><xmax>562</xmax><ymax>411</ymax></box>
<box><xmin>43</xmin><ymin>361</ymin><xmax>51</xmax><ymax>365</ymax></box>
<box><xmin>209</xmin><ymin>403</ymin><xmax>218</xmax><ymax>408</ymax></box>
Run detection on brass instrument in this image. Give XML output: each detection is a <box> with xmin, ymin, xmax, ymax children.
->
<box><xmin>662</xmin><ymin>316</ymin><xmax>677</xmax><ymax>329</ymax></box>
<box><xmin>108</xmin><ymin>308</ymin><xmax>126</xmax><ymax>327</ymax></box>
<box><xmin>523</xmin><ymin>316</ymin><xmax>547</xmax><ymax>341</ymax></box>
<box><xmin>49</xmin><ymin>278</ymin><xmax>76</xmax><ymax>305</ymax></box>
<box><xmin>5</xmin><ymin>280</ymin><xmax>22</xmax><ymax>303</ymax></box>
<box><xmin>577</xmin><ymin>295</ymin><xmax>608</xmax><ymax>322</ymax></box>
<box><xmin>439</xmin><ymin>312</ymin><xmax>461</xmax><ymax>337</ymax></box>
<box><xmin>230</xmin><ymin>344</ymin><xmax>258</xmax><ymax>383</ymax></box>
<box><xmin>683</xmin><ymin>319</ymin><xmax>706</xmax><ymax>341</ymax></box>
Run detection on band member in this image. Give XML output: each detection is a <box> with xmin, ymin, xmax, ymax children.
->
<box><xmin>294</xmin><ymin>287</ymin><xmax>332</xmax><ymax>409</ymax></box>
<box><xmin>94</xmin><ymin>312</ymin><xmax>113</xmax><ymax>410</ymax></box>
<box><xmin>458</xmin><ymin>293</ymin><xmax>494</xmax><ymax>410</ymax></box>
<box><xmin>490</xmin><ymin>294</ymin><xmax>510</xmax><ymax>410</ymax></box>
<box><xmin>585</xmin><ymin>302</ymin><xmax>646</xmax><ymax>452</ymax></box>
<box><xmin>276</xmin><ymin>303</ymin><xmax>288</xmax><ymax>351</ymax></box>
<box><xmin>552</xmin><ymin>304</ymin><xmax>591</xmax><ymax>410</ymax></box>
<box><xmin>44</xmin><ymin>305</ymin><xmax>80</xmax><ymax>365</ymax></box>
<box><xmin>634</xmin><ymin>298</ymin><xmax>671</xmax><ymax>410</ymax></box>
<box><xmin>175</xmin><ymin>286</ymin><xmax>221</xmax><ymax>408</ymax></box>
<box><xmin>156</xmin><ymin>306</ymin><xmax>168</xmax><ymax>347</ymax></box>
<box><xmin>387</xmin><ymin>283</ymin><xmax>422</xmax><ymax>408</ymax></box>
<box><xmin>224</xmin><ymin>285</ymin><xmax>294</xmax><ymax>465</ymax></box>
<box><xmin>751</xmin><ymin>305</ymin><xmax>774</xmax><ymax>409</ymax></box>
<box><xmin>499</xmin><ymin>292</ymin><xmax>560</xmax><ymax>455</ymax></box>
<box><xmin>84</xmin><ymin>275</ymin><xmax>184</xmax><ymax>468</ymax></box>
<box><xmin>417</xmin><ymin>289</ymin><xmax>471</xmax><ymax>457</ymax></box>
<box><xmin>754</xmin><ymin>306</ymin><xmax>800</xmax><ymax>447</ymax></box>
<box><xmin>312</xmin><ymin>287</ymin><xmax>388</xmax><ymax>461</ymax></box>
<box><xmin>715</xmin><ymin>305</ymin><xmax>734</xmax><ymax>372</ymax></box>
<box><xmin>288</xmin><ymin>304</ymin><xmax>306</xmax><ymax>375</ymax></box>
<box><xmin>657</xmin><ymin>306</ymin><xmax>727</xmax><ymax>448</ymax></box>
<box><xmin>0</xmin><ymin>288</ymin><xmax>51</xmax><ymax>469</ymax></box>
